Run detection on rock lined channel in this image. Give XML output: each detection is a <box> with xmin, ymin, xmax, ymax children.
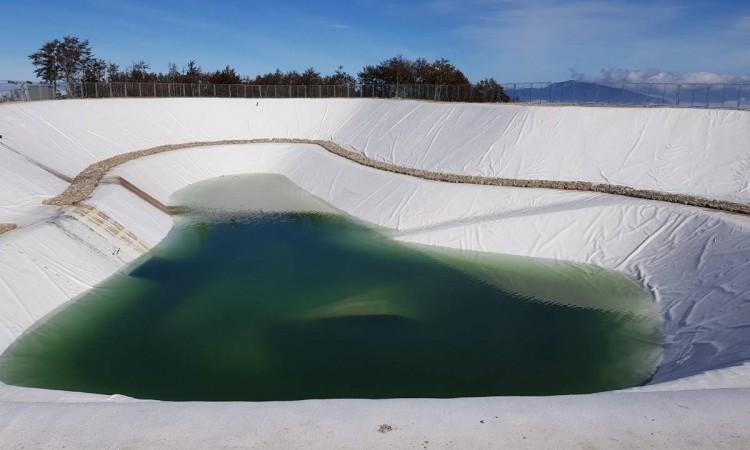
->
<box><xmin>44</xmin><ymin>139</ymin><xmax>750</xmax><ymax>215</ymax></box>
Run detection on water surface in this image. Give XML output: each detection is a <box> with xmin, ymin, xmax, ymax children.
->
<box><xmin>0</xmin><ymin>175</ymin><xmax>662</xmax><ymax>400</ymax></box>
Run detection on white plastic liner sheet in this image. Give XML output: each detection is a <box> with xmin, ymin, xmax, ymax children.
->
<box><xmin>0</xmin><ymin>98</ymin><xmax>748</xmax><ymax>202</ymax></box>
<box><xmin>0</xmin><ymin>148</ymin><xmax>66</xmax><ymax>224</ymax></box>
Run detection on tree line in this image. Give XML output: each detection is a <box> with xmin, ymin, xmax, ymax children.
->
<box><xmin>29</xmin><ymin>36</ymin><xmax>509</xmax><ymax>102</ymax></box>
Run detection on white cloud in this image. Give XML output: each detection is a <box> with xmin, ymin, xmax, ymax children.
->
<box><xmin>571</xmin><ymin>68</ymin><xmax>750</xmax><ymax>84</ymax></box>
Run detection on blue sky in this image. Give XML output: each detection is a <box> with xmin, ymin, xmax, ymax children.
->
<box><xmin>1</xmin><ymin>0</ymin><xmax>749</xmax><ymax>83</ymax></box>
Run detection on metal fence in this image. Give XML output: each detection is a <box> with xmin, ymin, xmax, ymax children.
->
<box><xmin>74</xmin><ymin>82</ymin><xmax>485</xmax><ymax>102</ymax></box>
<box><xmin>1</xmin><ymin>81</ymin><xmax>55</xmax><ymax>102</ymax></box>
<box><xmin>3</xmin><ymin>80</ymin><xmax>749</xmax><ymax>110</ymax></box>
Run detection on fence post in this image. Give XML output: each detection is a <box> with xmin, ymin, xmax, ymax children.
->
<box><xmin>571</xmin><ymin>82</ymin><xmax>576</xmax><ymax>104</ymax></box>
<box><xmin>705</xmin><ymin>85</ymin><xmax>710</xmax><ymax>108</ymax></box>
<box><xmin>738</xmin><ymin>86</ymin><xmax>743</xmax><ymax>109</ymax></box>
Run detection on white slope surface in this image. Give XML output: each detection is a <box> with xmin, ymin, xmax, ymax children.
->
<box><xmin>0</xmin><ymin>98</ymin><xmax>748</xmax><ymax>201</ymax></box>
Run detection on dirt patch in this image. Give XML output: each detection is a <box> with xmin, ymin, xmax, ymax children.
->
<box><xmin>43</xmin><ymin>139</ymin><xmax>750</xmax><ymax>216</ymax></box>
<box><xmin>377</xmin><ymin>424</ymin><xmax>394</xmax><ymax>434</ymax></box>
<box><xmin>0</xmin><ymin>224</ymin><xmax>17</xmax><ymax>235</ymax></box>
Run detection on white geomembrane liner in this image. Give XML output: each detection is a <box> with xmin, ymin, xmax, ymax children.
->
<box><xmin>0</xmin><ymin>99</ymin><xmax>749</xmax><ymax>448</ymax></box>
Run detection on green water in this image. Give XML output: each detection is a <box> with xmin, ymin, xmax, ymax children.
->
<box><xmin>0</xmin><ymin>175</ymin><xmax>662</xmax><ymax>400</ymax></box>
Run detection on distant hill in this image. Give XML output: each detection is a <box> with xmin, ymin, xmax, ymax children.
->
<box><xmin>506</xmin><ymin>80</ymin><xmax>748</xmax><ymax>108</ymax></box>
<box><xmin>508</xmin><ymin>80</ymin><xmax>667</xmax><ymax>105</ymax></box>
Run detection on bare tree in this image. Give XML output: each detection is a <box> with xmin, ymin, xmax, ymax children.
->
<box><xmin>184</xmin><ymin>60</ymin><xmax>202</xmax><ymax>84</ymax></box>
<box><xmin>166</xmin><ymin>62</ymin><xmax>181</xmax><ymax>82</ymax></box>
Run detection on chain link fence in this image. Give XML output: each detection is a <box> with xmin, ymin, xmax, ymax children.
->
<box><xmin>1</xmin><ymin>81</ymin><xmax>56</xmax><ymax>102</ymax></box>
<box><xmin>3</xmin><ymin>80</ymin><xmax>749</xmax><ymax>110</ymax></box>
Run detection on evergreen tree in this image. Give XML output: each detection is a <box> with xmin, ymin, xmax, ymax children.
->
<box><xmin>323</xmin><ymin>66</ymin><xmax>356</xmax><ymax>86</ymax></box>
<box><xmin>106</xmin><ymin>62</ymin><xmax>121</xmax><ymax>81</ymax></box>
<box><xmin>207</xmin><ymin>66</ymin><xmax>241</xmax><ymax>84</ymax></box>
<box><xmin>358</xmin><ymin>56</ymin><xmax>468</xmax><ymax>86</ymax></box>
<box><xmin>55</xmin><ymin>36</ymin><xmax>94</xmax><ymax>95</ymax></box>
<box><xmin>471</xmin><ymin>78</ymin><xmax>510</xmax><ymax>103</ymax></box>
<box><xmin>29</xmin><ymin>36</ymin><xmax>95</xmax><ymax>96</ymax></box>
<box><xmin>29</xmin><ymin>40</ymin><xmax>60</xmax><ymax>89</ymax></box>
<box><xmin>127</xmin><ymin>61</ymin><xmax>151</xmax><ymax>82</ymax></box>
<box><xmin>82</xmin><ymin>58</ymin><xmax>107</xmax><ymax>82</ymax></box>
<box><xmin>301</xmin><ymin>67</ymin><xmax>323</xmax><ymax>85</ymax></box>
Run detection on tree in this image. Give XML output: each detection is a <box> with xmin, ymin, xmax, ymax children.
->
<box><xmin>54</xmin><ymin>36</ymin><xmax>94</xmax><ymax>96</ymax></box>
<box><xmin>29</xmin><ymin>36</ymin><xmax>95</xmax><ymax>96</ymax></box>
<box><xmin>300</xmin><ymin>67</ymin><xmax>322</xmax><ymax>85</ymax></box>
<box><xmin>166</xmin><ymin>62</ymin><xmax>181</xmax><ymax>82</ymax></box>
<box><xmin>184</xmin><ymin>60</ymin><xmax>203</xmax><ymax>84</ymax></box>
<box><xmin>412</xmin><ymin>58</ymin><xmax>432</xmax><ymax>83</ymax></box>
<box><xmin>471</xmin><ymin>78</ymin><xmax>510</xmax><ymax>103</ymax></box>
<box><xmin>253</xmin><ymin>69</ymin><xmax>292</xmax><ymax>85</ymax></box>
<box><xmin>83</xmin><ymin>58</ymin><xmax>107</xmax><ymax>82</ymax></box>
<box><xmin>428</xmin><ymin>58</ymin><xmax>469</xmax><ymax>85</ymax></box>
<box><xmin>323</xmin><ymin>66</ymin><xmax>356</xmax><ymax>86</ymax></box>
<box><xmin>358</xmin><ymin>56</ymin><xmax>468</xmax><ymax>86</ymax></box>
<box><xmin>106</xmin><ymin>62</ymin><xmax>121</xmax><ymax>81</ymax></box>
<box><xmin>359</xmin><ymin>55</ymin><xmax>414</xmax><ymax>85</ymax></box>
<box><xmin>29</xmin><ymin>40</ymin><xmax>60</xmax><ymax>90</ymax></box>
<box><xmin>207</xmin><ymin>66</ymin><xmax>241</xmax><ymax>84</ymax></box>
<box><xmin>127</xmin><ymin>61</ymin><xmax>151</xmax><ymax>82</ymax></box>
